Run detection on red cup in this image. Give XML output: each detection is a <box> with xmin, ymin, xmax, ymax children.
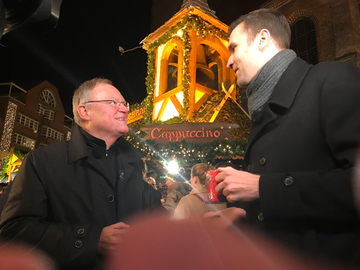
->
<box><xmin>206</xmin><ymin>170</ymin><xmax>227</xmax><ymax>202</ymax></box>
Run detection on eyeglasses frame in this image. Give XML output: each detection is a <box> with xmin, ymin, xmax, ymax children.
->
<box><xmin>84</xmin><ymin>99</ymin><xmax>130</xmax><ymax>110</ymax></box>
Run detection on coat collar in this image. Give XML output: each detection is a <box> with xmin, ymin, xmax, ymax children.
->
<box><xmin>245</xmin><ymin>58</ymin><xmax>312</xmax><ymax>159</ymax></box>
<box><xmin>68</xmin><ymin>124</ymin><xmax>90</xmax><ymax>163</ymax></box>
<box><xmin>68</xmin><ymin>124</ymin><xmax>143</xmax><ymax>189</ymax></box>
<box><xmin>268</xmin><ymin>58</ymin><xmax>311</xmax><ymax>109</ymax></box>
<box><xmin>68</xmin><ymin>124</ymin><xmax>142</xmax><ymax>164</ymax></box>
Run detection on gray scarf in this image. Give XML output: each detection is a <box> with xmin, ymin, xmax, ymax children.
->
<box><xmin>247</xmin><ymin>49</ymin><xmax>296</xmax><ymax>119</ymax></box>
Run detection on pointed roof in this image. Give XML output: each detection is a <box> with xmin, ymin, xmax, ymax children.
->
<box><xmin>181</xmin><ymin>0</ymin><xmax>217</xmax><ymax>18</ymax></box>
<box><xmin>142</xmin><ymin>0</ymin><xmax>228</xmax><ymax>49</ymax></box>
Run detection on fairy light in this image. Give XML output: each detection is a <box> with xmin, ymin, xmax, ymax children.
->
<box><xmin>166</xmin><ymin>160</ymin><xmax>179</xmax><ymax>174</ymax></box>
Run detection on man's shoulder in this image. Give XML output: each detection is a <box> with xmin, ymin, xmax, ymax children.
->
<box><xmin>307</xmin><ymin>59</ymin><xmax>360</xmax><ymax>76</ymax></box>
<box><xmin>290</xmin><ymin>57</ymin><xmax>356</xmax><ymax>71</ymax></box>
<box><xmin>28</xmin><ymin>141</ymin><xmax>68</xmax><ymax>160</ymax></box>
<box><xmin>289</xmin><ymin>58</ymin><xmax>360</xmax><ymax>86</ymax></box>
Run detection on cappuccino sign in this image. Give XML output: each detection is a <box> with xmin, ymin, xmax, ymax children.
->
<box><xmin>141</xmin><ymin>122</ymin><xmax>239</xmax><ymax>144</ymax></box>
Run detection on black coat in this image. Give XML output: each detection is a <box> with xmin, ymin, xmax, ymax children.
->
<box><xmin>243</xmin><ymin>58</ymin><xmax>360</xmax><ymax>263</ymax></box>
<box><xmin>0</xmin><ymin>125</ymin><xmax>154</xmax><ymax>269</ymax></box>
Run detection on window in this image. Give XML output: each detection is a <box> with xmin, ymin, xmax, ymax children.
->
<box><xmin>38</xmin><ymin>88</ymin><xmax>56</xmax><ymax>121</ymax></box>
<box><xmin>39</xmin><ymin>88</ymin><xmax>56</xmax><ymax>108</ymax></box>
<box><xmin>17</xmin><ymin>113</ymin><xmax>39</xmax><ymax>133</ymax></box>
<box><xmin>13</xmin><ymin>133</ymin><xmax>36</xmax><ymax>150</ymax></box>
<box><xmin>38</xmin><ymin>104</ymin><xmax>55</xmax><ymax>121</ymax></box>
<box><xmin>41</xmin><ymin>126</ymin><xmax>64</xmax><ymax>141</ymax></box>
<box><xmin>290</xmin><ymin>18</ymin><xmax>318</xmax><ymax>64</ymax></box>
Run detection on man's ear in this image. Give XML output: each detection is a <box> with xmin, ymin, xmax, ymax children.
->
<box><xmin>77</xmin><ymin>104</ymin><xmax>91</xmax><ymax>121</ymax></box>
<box><xmin>258</xmin><ymin>29</ymin><xmax>271</xmax><ymax>49</ymax></box>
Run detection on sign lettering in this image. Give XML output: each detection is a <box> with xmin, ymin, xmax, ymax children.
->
<box><xmin>141</xmin><ymin>122</ymin><xmax>239</xmax><ymax>144</ymax></box>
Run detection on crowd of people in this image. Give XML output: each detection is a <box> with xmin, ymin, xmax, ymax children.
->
<box><xmin>0</xmin><ymin>7</ymin><xmax>360</xmax><ymax>270</ymax></box>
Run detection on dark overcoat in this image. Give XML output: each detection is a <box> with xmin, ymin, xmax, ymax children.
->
<box><xmin>0</xmin><ymin>124</ymin><xmax>150</xmax><ymax>269</ymax></box>
<box><xmin>243</xmin><ymin>58</ymin><xmax>360</xmax><ymax>262</ymax></box>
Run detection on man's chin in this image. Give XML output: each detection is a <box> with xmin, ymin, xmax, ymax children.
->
<box><xmin>116</xmin><ymin>126</ymin><xmax>129</xmax><ymax>137</ymax></box>
<box><xmin>237</xmin><ymin>78</ymin><xmax>250</xmax><ymax>88</ymax></box>
<box><xmin>236</xmin><ymin>77</ymin><xmax>242</xmax><ymax>86</ymax></box>
<box><xmin>122</xmin><ymin>128</ymin><xmax>129</xmax><ymax>135</ymax></box>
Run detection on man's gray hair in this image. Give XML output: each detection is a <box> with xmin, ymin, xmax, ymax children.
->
<box><xmin>72</xmin><ymin>78</ymin><xmax>113</xmax><ymax>125</ymax></box>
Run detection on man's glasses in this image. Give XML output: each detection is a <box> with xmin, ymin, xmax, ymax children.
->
<box><xmin>84</xmin><ymin>99</ymin><xmax>130</xmax><ymax>110</ymax></box>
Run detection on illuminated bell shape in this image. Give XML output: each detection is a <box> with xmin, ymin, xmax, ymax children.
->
<box><xmin>195</xmin><ymin>45</ymin><xmax>215</xmax><ymax>85</ymax></box>
<box><xmin>168</xmin><ymin>45</ymin><xmax>214</xmax><ymax>85</ymax></box>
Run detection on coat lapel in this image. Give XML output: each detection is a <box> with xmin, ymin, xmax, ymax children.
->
<box><xmin>245</xmin><ymin>58</ymin><xmax>312</xmax><ymax>160</ymax></box>
<box><xmin>115</xmin><ymin>138</ymin><xmax>142</xmax><ymax>193</ymax></box>
<box><xmin>116</xmin><ymin>160</ymin><xmax>134</xmax><ymax>193</ymax></box>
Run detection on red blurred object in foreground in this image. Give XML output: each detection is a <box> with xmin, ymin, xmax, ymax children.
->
<box><xmin>106</xmin><ymin>212</ymin><xmax>344</xmax><ymax>270</ymax></box>
<box><xmin>0</xmin><ymin>243</ymin><xmax>55</xmax><ymax>270</ymax></box>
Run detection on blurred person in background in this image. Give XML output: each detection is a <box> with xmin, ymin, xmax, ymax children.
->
<box><xmin>162</xmin><ymin>176</ymin><xmax>191</xmax><ymax>214</ymax></box>
<box><xmin>174</xmin><ymin>163</ymin><xmax>226</xmax><ymax>219</ymax></box>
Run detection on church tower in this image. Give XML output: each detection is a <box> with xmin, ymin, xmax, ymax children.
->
<box><xmin>140</xmin><ymin>0</ymin><xmax>236</xmax><ymax>123</ymax></box>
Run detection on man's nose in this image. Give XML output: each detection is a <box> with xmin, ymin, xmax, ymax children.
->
<box><xmin>119</xmin><ymin>104</ymin><xmax>129</xmax><ymax>112</ymax></box>
<box><xmin>226</xmin><ymin>55</ymin><xmax>234</xmax><ymax>69</ymax></box>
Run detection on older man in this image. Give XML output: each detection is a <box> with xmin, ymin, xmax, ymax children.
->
<box><xmin>0</xmin><ymin>78</ymin><xmax>159</xmax><ymax>269</ymax></box>
<box><xmin>214</xmin><ymin>8</ymin><xmax>360</xmax><ymax>264</ymax></box>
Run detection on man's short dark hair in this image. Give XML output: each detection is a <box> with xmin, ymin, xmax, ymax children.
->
<box><xmin>228</xmin><ymin>8</ymin><xmax>291</xmax><ymax>49</ymax></box>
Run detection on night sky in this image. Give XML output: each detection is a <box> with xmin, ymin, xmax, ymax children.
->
<box><xmin>0</xmin><ymin>0</ymin><xmax>266</xmax><ymax>116</ymax></box>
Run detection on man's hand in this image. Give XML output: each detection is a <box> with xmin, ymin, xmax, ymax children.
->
<box><xmin>98</xmin><ymin>222</ymin><xmax>130</xmax><ymax>254</ymax></box>
<box><xmin>215</xmin><ymin>167</ymin><xmax>260</xmax><ymax>203</ymax></box>
<box><xmin>203</xmin><ymin>207</ymin><xmax>246</xmax><ymax>229</ymax></box>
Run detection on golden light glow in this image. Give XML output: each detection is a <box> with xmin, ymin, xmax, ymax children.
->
<box><xmin>195</xmin><ymin>90</ymin><xmax>205</xmax><ymax>103</ymax></box>
<box><xmin>154</xmin><ymin>100</ymin><xmax>164</xmax><ymax>119</ymax></box>
<box><xmin>155</xmin><ymin>43</ymin><xmax>166</xmax><ymax>97</ymax></box>
<box><xmin>176</xmin><ymin>29</ymin><xmax>184</xmax><ymax>38</ymax></box>
<box><xmin>176</xmin><ymin>92</ymin><xmax>184</xmax><ymax>106</ymax></box>
<box><xmin>160</xmin><ymin>100</ymin><xmax>179</xmax><ymax>121</ymax></box>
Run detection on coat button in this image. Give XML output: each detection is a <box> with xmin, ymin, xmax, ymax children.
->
<box><xmin>284</xmin><ymin>176</ymin><xmax>294</xmax><ymax>187</ymax></box>
<box><xmin>247</xmin><ymin>164</ymin><xmax>252</xmax><ymax>172</ymax></box>
<box><xmin>75</xmin><ymin>240</ymin><xmax>83</xmax><ymax>248</ymax></box>
<box><xmin>77</xmin><ymin>228</ymin><xmax>85</xmax><ymax>235</ymax></box>
<box><xmin>259</xmin><ymin>157</ymin><xmax>267</xmax><ymax>165</ymax></box>
<box><xmin>119</xmin><ymin>170</ymin><xmax>125</xmax><ymax>181</ymax></box>
<box><xmin>257</xmin><ymin>212</ymin><xmax>264</xmax><ymax>222</ymax></box>
<box><xmin>108</xmin><ymin>195</ymin><xmax>114</xmax><ymax>202</ymax></box>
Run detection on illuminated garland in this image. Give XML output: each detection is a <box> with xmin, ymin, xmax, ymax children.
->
<box><xmin>143</xmin><ymin>50</ymin><xmax>156</xmax><ymax>123</ymax></box>
<box><xmin>125</xmin><ymin>131</ymin><xmax>246</xmax><ymax>166</ymax></box>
